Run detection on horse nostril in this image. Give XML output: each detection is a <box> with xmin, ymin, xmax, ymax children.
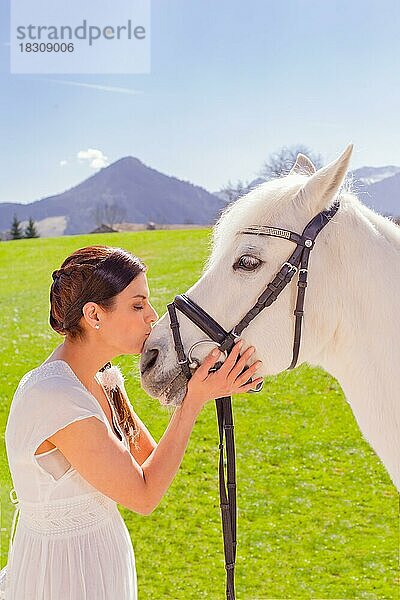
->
<box><xmin>140</xmin><ymin>348</ymin><xmax>159</xmax><ymax>375</ymax></box>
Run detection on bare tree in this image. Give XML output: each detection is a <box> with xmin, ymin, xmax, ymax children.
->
<box><xmin>219</xmin><ymin>145</ymin><xmax>323</xmax><ymax>205</ymax></box>
<box><xmin>220</xmin><ymin>179</ymin><xmax>255</xmax><ymax>204</ymax></box>
<box><xmin>93</xmin><ymin>200</ymin><xmax>127</xmax><ymax>228</ymax></box>
<box><xmin>259</xmin><ymin>144</ymin><xmax>323</xmax><ymax>180</ymax></box>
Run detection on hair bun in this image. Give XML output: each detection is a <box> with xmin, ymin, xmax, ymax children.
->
<box><xmin>52</xmin><ymin>268</ymin><xmax>75</xmax><ymax>281</ymax></box>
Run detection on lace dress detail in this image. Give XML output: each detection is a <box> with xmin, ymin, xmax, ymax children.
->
<box><xmin>3</xmin><ymin>360</ymin><xmax>137</xmax><ymax>600</ymax></box>
<box><xmin>18</xmin><ymin>491</ymin><xmax>116</xmax><ymax>536</ymax></box>
<box><xmin>16</xmin><ymin>360</ymin><xmax>77</xmax><ymax>395</ymax></box>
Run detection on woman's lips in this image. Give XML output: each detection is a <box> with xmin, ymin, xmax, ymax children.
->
<box><xmin>140</xmin><ymin>333</ymin><xmax>150</xmax><ymax>351</ymax></box>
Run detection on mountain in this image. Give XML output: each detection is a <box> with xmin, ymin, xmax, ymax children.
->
<box><xmin>0</xmin><ymin>157</ymin><xmax>226</xmax><ymax>235</ymax></box>
<box><xmin>351</xmin><ymin>166</ymin><xmax>400</xmax><ymax>185</ymax></box>
<box><xmin>349</xmin><ymin>167</ymin><xmax>400</xmax><ymax>217</ymax></box>
<box><xmin>358</xmin><ymin>172</ymin><xmax>400</xmax><ymax>216</ymax></box>
<box><xmin>215</xmin><ymin>168</ymin><xmax>400</xmax><ymax>217</ymax></box>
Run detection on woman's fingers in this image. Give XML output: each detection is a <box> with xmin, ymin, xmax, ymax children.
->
<box><xmin>193</xmin><ymin>347</ymin><xmax>222</xmax><ymax>381</ymax></box>
<box><xmin>187</xmin><ymin>341</ymin><xmax>263</xmax><ymax>406</ymax></box>
<box><xmin>233</xmin><ymin>360</ymin><xmax>263</xmax><ymax>387</ymax></box>
<box><xmin>237</xmin><ymin>377</ymin><xmax>264</xmax><ymax>393</ymax></box>
<box><xmin>189</xmin><ymin>338</ymin><xmax>263</xmax><ymax>395</ymax></box>
<box><xmin>217</xmin><ymin>338</ymin><xmax>244</xmax><ymax>375</ymax></box>
<box><xmin>226</xmin><ymin>346</ymin><xmax>257</xmax><ymax>382</ymax></box>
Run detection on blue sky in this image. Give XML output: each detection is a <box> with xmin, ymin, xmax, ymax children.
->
<box><xmin>1</xmin><ymin>0</ymin><xmax>400</xmax><ymax>204</ymax></box>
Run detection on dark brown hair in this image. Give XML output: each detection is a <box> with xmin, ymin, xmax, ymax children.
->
<box><xmin>50</xmin><ymin>245</ymin><xmax>147</xmax><ymax>446</ymax></box>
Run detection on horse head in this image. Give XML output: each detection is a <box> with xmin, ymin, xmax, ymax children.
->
<box><xmin>140</xmin><ymin>145</ymin><xmax>353</xmax><ymax>405</ymax></box>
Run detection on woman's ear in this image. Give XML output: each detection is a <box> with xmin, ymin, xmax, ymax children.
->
<box><xmin>82</xmin><ymin>302</ymin><xmax>102</xmax><ymax>330</ymax></box>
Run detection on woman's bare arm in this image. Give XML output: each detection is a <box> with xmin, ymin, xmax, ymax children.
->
<box><xmin>47</xmin><ymin>343</ymin><xmax>262</xmax><ymax>516</ymax></box>
<box><xmin>47</xmin><ymin>391</ymin><xmax>201</xmax><ymax>515</ymax></box>
<box><xmin>128</xmin><ymin>408</ymin><xmax>157</xmax><ymax>466</ymax></box>
<box><xmin>119</xmin><ymin>381</ymin><xmax>157</xmax><ymax>465</ymax></box>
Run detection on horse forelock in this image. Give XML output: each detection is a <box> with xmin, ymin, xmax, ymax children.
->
<box><xmin>206</xmin><ymin>174</ymin><xmax>309</xmax><ymax>270</ymax></box>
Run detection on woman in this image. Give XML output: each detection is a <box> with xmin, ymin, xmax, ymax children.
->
<box><xmin>3</xmin><ymin>245</ymin><xmax>262</xmax><ymax>599</ymax></box>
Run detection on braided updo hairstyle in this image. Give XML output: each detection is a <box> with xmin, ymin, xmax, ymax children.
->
<box><xmin>50</xmin><ymin>245</ymin><xmax>147</xmax><ymax>446</ymax></box>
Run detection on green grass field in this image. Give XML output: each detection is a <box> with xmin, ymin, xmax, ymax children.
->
<box><xmin>0</xmin><ymin>230</ymin><xmax>398</xmax><ymax>599</ymax></box>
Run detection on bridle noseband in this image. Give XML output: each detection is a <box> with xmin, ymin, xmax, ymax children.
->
<box><xmin>166</xmin><ymin>199</ymin><xmax>340</xmax><ymax>599</ymax></box>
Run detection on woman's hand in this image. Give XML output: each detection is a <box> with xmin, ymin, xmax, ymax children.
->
<box><xmin>185</xmin><ymin>339</ymin><xmax>263</xmax><ymax>410</ymax></box>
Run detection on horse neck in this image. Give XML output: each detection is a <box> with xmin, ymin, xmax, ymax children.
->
<box><xmin>306</xmin><ymin>199</ymin><xmax>400</xmax><ymax>489</ymax></box>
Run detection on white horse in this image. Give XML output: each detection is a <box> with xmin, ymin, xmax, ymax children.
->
<box><xmin>140</xmin><ymin>145</ymin><xmax>400</xmax><ymax>491</ymax></box>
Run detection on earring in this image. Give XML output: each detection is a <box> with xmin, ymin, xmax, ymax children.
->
<box><xmin>95</xmin><ymin>324</ymin><xmax>100</xmax><ymax>330</ymax></box>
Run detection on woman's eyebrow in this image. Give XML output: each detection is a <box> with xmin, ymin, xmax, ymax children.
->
<box><xmin>131</xmin><ymin>294</ymin><xmax>147</xmax><ymax>299</ymax></box>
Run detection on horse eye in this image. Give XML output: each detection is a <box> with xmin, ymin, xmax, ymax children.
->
<box><xmin>234</xmin><ymin>255</ymin><xmax>263</xmax><ymax>271</ymax></box>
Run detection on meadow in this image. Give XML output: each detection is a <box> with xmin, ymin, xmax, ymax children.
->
<box><xmin>0</xmin><ymin>230</ymin><xmax>398</xmax><ymax>599</ymax></box>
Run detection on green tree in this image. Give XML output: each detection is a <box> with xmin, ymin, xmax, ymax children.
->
<box><xmin>10</xmin><ymin>214</ymin><xmax>23</xmax><ymax>239</ymax></box>
<box><xmin>24</xmin><ymin>217</ymin><xmax>40</xmax><ymax>238</ymax></box>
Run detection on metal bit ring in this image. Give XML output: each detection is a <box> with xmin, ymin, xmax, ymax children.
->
<box><xmin>187</xmin><ymin>339</ymin><xmax>228</xmax><ymax>370</ymax></box>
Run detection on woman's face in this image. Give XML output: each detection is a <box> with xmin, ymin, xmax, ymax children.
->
<box><xmin>97</xmin><ymin>272</ymin><xmax>159</xmax><ymax>356</ymax></box>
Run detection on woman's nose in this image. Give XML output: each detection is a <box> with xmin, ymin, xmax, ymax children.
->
<box><xmin>146</xmin><ymin>305</ymin><xmax>159</xmax><ymax>323</ymax></box>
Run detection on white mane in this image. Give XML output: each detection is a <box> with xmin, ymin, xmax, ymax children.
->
<box><xmin>207</xmin><ymin>176</ymin><xmax>400</xmax><ymax>272</ymax></box>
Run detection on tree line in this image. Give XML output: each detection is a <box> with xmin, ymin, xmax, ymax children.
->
<box><xmin>8</xmin><ymin>214</ymin><xmax>40</xmax><ymax>239</ymax></box>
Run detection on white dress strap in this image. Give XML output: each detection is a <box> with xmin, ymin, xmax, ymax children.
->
<box><xmin>8</xmin><ymin>488</ymin><xmax>20</xmax><ymax>559</ymax></box>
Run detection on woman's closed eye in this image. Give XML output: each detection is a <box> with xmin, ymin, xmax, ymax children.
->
<box><xmin>133</xmin><ymin>305</ymin><xmax>144</xmax><ymax>311</ymax></box>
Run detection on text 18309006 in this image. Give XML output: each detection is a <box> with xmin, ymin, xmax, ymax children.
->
<box><xmin>18</xmin><ymin>43</ymin><xmax>74</xmax><ymax>53</ymax></box>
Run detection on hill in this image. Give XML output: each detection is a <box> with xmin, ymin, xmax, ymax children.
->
<box><xmin>0</xmin><ymin>157</ymin><xmax>225</xmax><ymax>235</ymax></box>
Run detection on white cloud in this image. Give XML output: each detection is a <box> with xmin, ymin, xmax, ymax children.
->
<box><xmin>43</xmin><ymin>79</ymin><xmax>142</xmax><ymax>96</ymax></box>
<box><xmin>77</xmin><ymin>148</ymin><xmax>109</xmax><ymax>169</ymax></box>
<box><xmin>59</xmin><ymin>160</ymin><xmax>68</xmax><ymax>167</ymax></box>
<box><xmin>90</xmin><ymin>158</ymin><xmax>107</xmax><ymax>169</ymax></box>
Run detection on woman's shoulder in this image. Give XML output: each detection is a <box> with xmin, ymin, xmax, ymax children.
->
<box><xmin>15</xmin><ymin>360</ymin><xmax>76</xmax><ymax>397</ymax></box>
<box><xmin>6</xmin><ymin>361</ymin><xmax>96</xmax><ymax>440</ymax></box>
<box><xmin>12</xmin><ymin>362</ymin><xmax>102</xmax><ymax>418</ymax></box>
<box><xmin>7</xmin><ymin>360</ymin><xmax>105</xmax><ymax>430</ymax></box>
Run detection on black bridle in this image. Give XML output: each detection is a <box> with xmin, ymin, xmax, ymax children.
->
<box><xmin>167</xmin><ymin>200</ymin><xmax>340</xmax><ymax>599</ymax></box>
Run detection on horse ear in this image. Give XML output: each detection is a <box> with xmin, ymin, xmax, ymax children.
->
<box><xmin>298</xmin><ymin>144</ymin><xmax>353</xmax><ymax>212</ymax></box>
<box><xmin>289</xmin><ymin>153</ymin><xmax>316</xmax><ymax>176</ymax></box>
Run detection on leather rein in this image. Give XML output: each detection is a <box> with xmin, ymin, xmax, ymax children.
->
<box><xmin>167</xmin><ymin>200</ymin><xmax>340</xmax><ymax>599</ymax></box>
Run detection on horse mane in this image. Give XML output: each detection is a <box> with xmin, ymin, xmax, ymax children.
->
<box><xmin>207</xmin><ymin>175</ymin><xmax>400</xmax><ymax>271</ymax></box>
<box><xmin>353</xmin><ymin>198</ymin><xmax>400</xmax><ymax>250</ymax></box>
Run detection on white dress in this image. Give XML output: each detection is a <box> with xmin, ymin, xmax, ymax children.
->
<box><xmin>3</xmin><ymin>360</ymin><xmax>137</xmax><ymax>599</ymax></box>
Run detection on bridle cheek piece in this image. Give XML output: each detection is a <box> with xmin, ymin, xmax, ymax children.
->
<box><xmin>167</xmin><ymin>199</ymin><xmax>340</xmax><ymax>600</ymax></box>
